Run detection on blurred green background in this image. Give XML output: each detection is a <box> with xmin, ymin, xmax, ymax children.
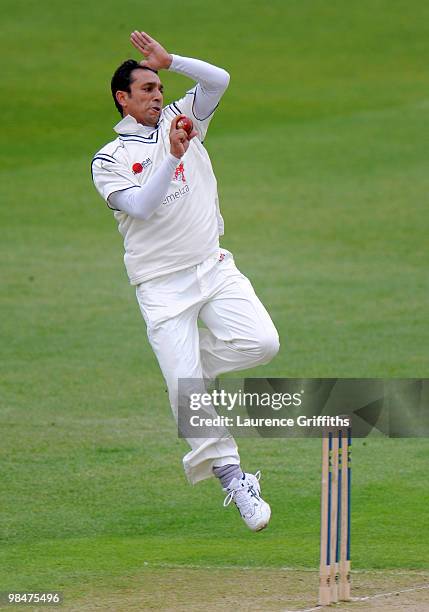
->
<box><xmin>1</xmin><ymin>0</ymin><xmax>428</xmax><ymax>604</ymax></box>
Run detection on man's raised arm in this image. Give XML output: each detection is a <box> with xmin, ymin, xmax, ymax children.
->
<box><xmin>130</xmin><ymin>31</ymin><xmax>230</xmax><ymax>121</ymax></box>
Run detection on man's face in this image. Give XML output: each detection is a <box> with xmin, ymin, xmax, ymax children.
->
<box><xmin>117</xmin><ymin>68</ymin><xmax>164</xmax><ymax>127</ymax></box>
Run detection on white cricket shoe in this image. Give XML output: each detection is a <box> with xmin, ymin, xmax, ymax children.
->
<box><xmin>223</xmin><ymin>470</ymin><xmax>271</xmax><ymax>532</ymax></box>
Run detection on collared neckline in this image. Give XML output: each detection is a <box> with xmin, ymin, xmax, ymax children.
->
<box><xmin>113</xmin><ymin>113</ymin><xmax>163</xmax><ymax>136</ymax></box>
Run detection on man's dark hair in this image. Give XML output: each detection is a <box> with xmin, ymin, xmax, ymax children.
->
<box><xmin>111</xmin><ymin>59</ymin><xmax>158</xmax><ymax>116</ymax></box>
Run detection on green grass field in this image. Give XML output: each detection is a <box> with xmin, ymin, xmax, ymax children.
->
<box><xmin>1</xmin><ymin>1</ymin><xmax>429</xmax><ymax>609</ymax></box>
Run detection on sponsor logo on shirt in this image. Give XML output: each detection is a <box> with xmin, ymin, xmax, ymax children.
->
<box><xmin>132</xmin><ymin>158</ymin><xmax>152</xmax><ymax>174</ymax></box>
<box><xmin>162</xmin><ymin>184</ymin><xmax>190</xmax><ymax>207</ymax></box>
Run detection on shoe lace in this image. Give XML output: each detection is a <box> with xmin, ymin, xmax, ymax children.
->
<box><xmin>223</xmin><ymin>470</ymin><xmax>262</xmax><ymax>509</ymax></box>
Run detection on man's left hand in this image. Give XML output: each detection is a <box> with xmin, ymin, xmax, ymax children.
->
<box><xmin>130</xmin><ymin>31</ymin><xmax>172</xmax><ymax>70</ymax></box>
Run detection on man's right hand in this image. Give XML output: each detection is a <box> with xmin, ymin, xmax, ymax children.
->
<box><xmin>169</xmin><ymin>115</ymin><xmax>197</xmax><ymax>159</ymax></box>
<box><xmin>130</xmin><ymin>31</ymin><xmax>172</xmax><ymax>70</ymax></box>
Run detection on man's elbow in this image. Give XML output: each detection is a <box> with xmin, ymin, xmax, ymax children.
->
<box><xmin>219</xmin><ymin>69</ymin><xmax>230</xmax><ymax>91</ymax></box>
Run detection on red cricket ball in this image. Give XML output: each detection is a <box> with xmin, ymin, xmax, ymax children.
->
<box><xmin>177</xmin><ymin>116</ymin><xmax>193</xmax><ymax>136</ymax></box>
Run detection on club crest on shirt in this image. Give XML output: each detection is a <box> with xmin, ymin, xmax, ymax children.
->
<box><xmin>132</xmin><ymin>158</ymin><xmax>152</xmax><ymax>174</ymax></box>
<box><xmin>161</xmin><ymin>161</ymin><xmax>189</xmax><ymax>207</ymax></box>
<box><xmin>174</xmin><ymin>162</ymin><xmax>186</xmax><ymax>183</ymax></box>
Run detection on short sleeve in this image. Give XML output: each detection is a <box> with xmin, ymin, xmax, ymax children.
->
<box><xmin>91</xmin><ymin>153</ymin><xmax>140</xmax><ymax>204</ymax></box>
<box><xmin>165</xmin><ymin>86</ymin><xmax>216</xmax><ymax>142</ymax></box>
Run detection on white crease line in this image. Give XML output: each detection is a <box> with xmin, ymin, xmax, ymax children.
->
<box><xmin>283</xmin><ymin>607</ymin><xmax>322</xmax><ymax>612</ymax></box>
<box><xmin>283</xmin><ymin>584</ymin><xmax>429</xmax><ymax>612</ymax></box>
<box><xmin>143</xmin><ymin>563</ymin><xmax>429</xmax><ymax>577</ymax></box>
<box><xmin>148</xmin><ymin>563</ymin><xmax>316</xmax><ymax>571</ymax></box>
<box><xmin>352</xmin><ymin>583</ymin><xmax>429</xmax><ymax>602</ymax></box>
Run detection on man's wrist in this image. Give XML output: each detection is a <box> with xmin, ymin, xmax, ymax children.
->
<box><xmin>167</xmin><ymin>151</ymin><xmax>181</xmax><ymax>162</ymax></box>
<box><xmin>167</xmin><ymin>54</ymin><xmax>179</xmax><ymax>72</ymax></box>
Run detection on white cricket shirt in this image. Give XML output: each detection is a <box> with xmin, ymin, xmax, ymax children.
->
<box><xmin>91</xmin><ymin>86</ymin><xmax>224</xmax><ymax>285</ymax></box>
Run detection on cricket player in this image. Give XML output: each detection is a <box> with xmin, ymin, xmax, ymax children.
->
<box><xmin>91</xmin><ymin>31</ymin><xmax>280</xmax><ymax>531</ymax></box>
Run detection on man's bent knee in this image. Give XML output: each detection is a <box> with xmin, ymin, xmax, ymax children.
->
<box><xmin>258</xmin><ymin>330</ymin><xmax>280</xmax><ymax>364</ymax></box>
<box><xmin>227</xmin><ymin>329</ymin><xmax>280</xmax><ymax>367</ymax></box>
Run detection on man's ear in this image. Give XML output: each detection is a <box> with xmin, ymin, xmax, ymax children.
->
<box><xmin>115</xmin><ymin>90</ymin><xmax>128</xmax><ymax>112</ymax></box>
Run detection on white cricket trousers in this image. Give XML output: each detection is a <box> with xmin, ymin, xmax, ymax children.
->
<box><xmin>136</xmin><ymin>248</ymin><xmax>280</xmax><ymax>484</ymax></box>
